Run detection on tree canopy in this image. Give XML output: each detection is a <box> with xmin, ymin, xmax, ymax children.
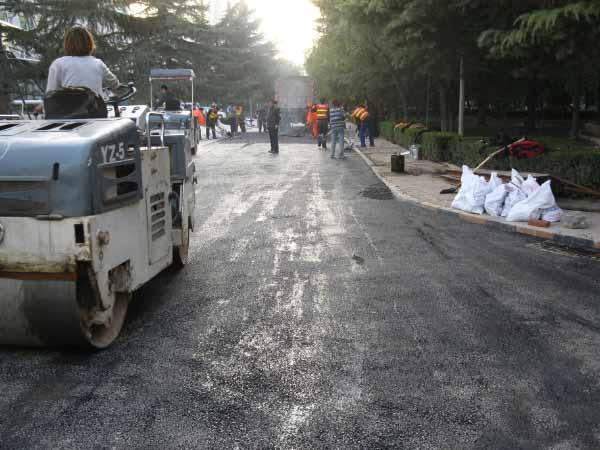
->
<box><xmin>306</xmin><ymin>0</ymin><xmax>600</xmax><ymax>137</ymax></box>
<box><xmin>0</xmin><ymin>0</ymin><xmax>299</xmax><ymax>109</ymax></box>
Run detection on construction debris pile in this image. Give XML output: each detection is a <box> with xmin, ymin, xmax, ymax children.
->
<box><xmin>452</xmin><ymin>166</ymin><xmax>564</xmax><ymax>224</ymax></box>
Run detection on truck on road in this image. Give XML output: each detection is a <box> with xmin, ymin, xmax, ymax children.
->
<box><xmin>274</xmin><ymin>76</ymin><xmax>315</xmax><ymax>136</ymax></box>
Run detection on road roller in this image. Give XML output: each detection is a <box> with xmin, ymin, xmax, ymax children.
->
<box><xmin>148</xmin><ymin>68</ymin><xmax>201</xmax><ymax>155</ymax></box>
<box><xmin>0</xmin><ymin>82</ymin><xmax>196</xmax><ymax>349</ymax></box>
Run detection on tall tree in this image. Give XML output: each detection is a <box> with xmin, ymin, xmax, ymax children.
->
<box><xmin>480</xmin><ymin>1</ymin><xmax>600</xmax><ymax>137</ymax></box>
<box><xmin>209</xmin><ymin>1</ymin><xmax>278</xmax><ymax>104</ymax></box>
<box><xmin>0</xmin><ymin>0</ymin><xmax>297</xmax><ymax>109</ymax></box>
<box><xmin>308</xmin><ymin>0</ymin><xmax>600</xmax><ymax>138</ymax></box>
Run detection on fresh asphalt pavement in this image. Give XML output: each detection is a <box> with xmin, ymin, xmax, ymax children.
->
<box><xmin>1</xmin><ymin>130</ymin><xmax>600</xmax><ymax>450</ymax></box>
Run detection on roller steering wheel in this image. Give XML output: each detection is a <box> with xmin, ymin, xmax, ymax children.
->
<box><xmin>104</xmin><ymin>82</ymin><xmax>137</xmax><ymax>118</ymax></box>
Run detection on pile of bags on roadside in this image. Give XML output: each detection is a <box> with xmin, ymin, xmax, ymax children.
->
<box><xmin>451</xmin><ymin>165</ymin><xmax>564</xmax><ymax>223</ymax></box>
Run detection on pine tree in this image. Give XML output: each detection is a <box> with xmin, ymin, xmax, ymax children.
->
<box><xmin>0</xmin><ymin>0</ymin><xmax>299</xmax><ymax>111</ymax></box>
<box><xmin>209</xmin><ymin>1</ymin><xmax>277</xmax><ymax>105</ymax></box>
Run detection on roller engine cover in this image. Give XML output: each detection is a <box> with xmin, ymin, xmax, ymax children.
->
<box><xmin>0</xmin><ymin>118</ymin><xmax>142</xmax><ymax>218</ymax></box>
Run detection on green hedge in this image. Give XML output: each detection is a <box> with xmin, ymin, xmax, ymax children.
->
<box><xmin>457</xmin><ymin>138</ymin><xmax>600</xmax><ymax>191</ymax></box>
<box><xmin>420</xmin><ymin>132</ymin><xmax>460</xmax><ymax>161</ymax></box>
<box><xmin>376</xmin><ymin>123</ymin><xmax>600</xmax><ymax>190</ymax></box>
<box><xmin>396</xmin><ymin>127</ymin><xmax>424</xmax><ymax>147</ymax></box>
<box><xmin>380</xmin><ymin>121</ymin><xmax>395</xmax><ymax>142</ymax></box>
<box><xmin>492</xmin><ymin>150</ymin><xmax>600</xmax><ymax>191</ymax></box>
<box><xmin>379</xmin><ymin>121</ymin><xmax>426</xmax><ymax>147</ymax></box>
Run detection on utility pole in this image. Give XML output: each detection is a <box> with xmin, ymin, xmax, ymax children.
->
<box><xmin>458</xmin><ymin>56</ymin><xmax>465</xmax><ymax>137</ymax></box>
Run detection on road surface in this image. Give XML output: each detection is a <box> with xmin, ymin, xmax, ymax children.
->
<box><xmin>1</xmin><ymin>132</ymin><xmax>599</xmax><ymax>449</ymax></box>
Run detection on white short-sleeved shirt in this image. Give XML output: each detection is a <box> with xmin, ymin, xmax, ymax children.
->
<box><xmin>46</xmin><ymin>56</ymin><xmax>119</xmax><ymax>97</ymax></box>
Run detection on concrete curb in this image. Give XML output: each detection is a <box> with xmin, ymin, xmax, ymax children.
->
<box><xmin>354</xmin><ymin>146</ymin><xmax>600</xmax><ymax>252</ymax></box>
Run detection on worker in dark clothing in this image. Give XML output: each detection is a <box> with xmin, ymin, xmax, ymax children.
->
<box><xmin>257</xmin><ymin>105</ymin><xmax>267</xmax><ymax>133</ymax></box>
<box><xmin>312</xmin><ymin>97</ymin><xmax>330</xmax><ymax>149</ymax></box>
<box><xmin>206</xmin><ymin>104</ymin><xmax>219</xmax><ymax>139</ymax></box>
<box><xmin>155</xmin><ymin>85</ymin><xmax>181</xmax><ymax>110</ymax></box>
<box><xmin>267</xmin><ymin>99</ymin><xmax>281</xmax><ymax>154</ymax></box>
<box><xmin>226</xmin><ymin>104</ymin><xmax>237</xmax><ymax>136</ymax></box>
<box><xmin>367</xmin><ymin>105</ymin><xmax>378</xmax><ymax>147</ymax></box>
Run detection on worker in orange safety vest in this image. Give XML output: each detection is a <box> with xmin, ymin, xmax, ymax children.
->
<box><xmin>312</xmin><ymin>98</ymin><xmax>330</xmax><ymax>149</ymax></box>
<box><xmin>193</xmin><ymin>105</ymin><xmax>206</xmax><ymax>126</ymax></box>
<box><xmin>192</xmin><ymin>105</ymin><xmax>206</xmax><ymax>141</ymax></box>
<box><xmin>353</xmin><ymin>104</ymin><xmax>373</xmax><ymax>147</ymax></box>
<box><xmin>306</xmin><ymin>102</ymin><xmax>318</xmax><ymax>138</ymax></box>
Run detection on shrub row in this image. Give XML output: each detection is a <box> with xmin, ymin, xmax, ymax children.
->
<box><xmin>421</xmin><ymin>132</ymin><xmax>459</xmax><ymax>161</ymax></box>
<box><xmin>380</xmin><ymin>121</ymin><xmax>394</xmax><ymax>142</ymax></box>
<box><xmin>378</xmin><ymin>121</ymin><xmax>600</xmax><ymax>190</ymax></box>
<box><xmin>456</xmin><ymin>140</ymin><xmax>600</xmax><ymax>191</ymax></box>
<box><xmin>379</xmin><ymin>121</ymin><xmax>428</xmax><ymax>148</ymax></box>
<box><xmin>456</xmin><ymin>141</ymin><xmax>600</xmax><ymax>190</ymax></box>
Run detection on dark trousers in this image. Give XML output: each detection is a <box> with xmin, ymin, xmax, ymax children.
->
<box><xmin>239</xmin><ymin>118</ymin><xmax>246</xmax><ymax>133</ymax></box>
<box><xmin>206</xmin><ymin>123</ymin><xmax>216</xmax><ymax>139</ymax></box>
<box><xmin>368</xmin><ymin>120</ymin><xmax>376</xmax><ymax>146</ymax></box>
<box><xmin>269</xmin><ymin>127</ymin><xmax>279</xmax><ymax>153</ymax></box>
<box><xmin>317</xmin><ymin>119</ymin><xmax>328</xmax><ymax>148</ymax></box>
<box><xmin>258</xmin><ymin>119</ymin><xmax>266</xmax><ymax>133</ymax></box>
<box><xmin>360</xmin><ymin>121</ymin><xmax>375</xmax><ymax>147</ymax></box>
<box><xmin>230</xmin><ymin>117</ymin><xmax>238</xmax><ymax>135</ymax></box>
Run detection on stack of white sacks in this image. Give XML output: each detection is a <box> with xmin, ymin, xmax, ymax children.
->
<box><xmin>451</xmin><ymin>165</ymin><xmax>564</xmax><ymax>222</ymax></box>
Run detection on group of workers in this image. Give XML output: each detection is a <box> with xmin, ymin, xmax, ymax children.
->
<box><xmin>155</xmin><ymin>87</ymin><xmax>251</xmax><ymax>140</ymax></box>
<box><xmin>40</xmin><ymin>24</ymin><xmax>374</xmax><ymax>159</ymax></box>
<box><xmin>191</xmin><ymin>102</ymin><xmax>274</xmax><ymax>140</ymax></box>
<box><xmin>192</xmin><ymin>104</ymin><xmax>220</xmax><ymax>139</ymax></box>
<box><xmin>190</xmin><ymin>102</ymin><xmax>251</xmax><ymax>140</ymax></box>
<box><xmin>305</xmin><ymin>98</ymin><xmax>377</xmax><ymax>151</ymax></box>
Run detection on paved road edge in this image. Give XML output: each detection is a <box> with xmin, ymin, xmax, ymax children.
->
<box><xmin>353</xmin><ymin>146</ymin><xmax>600</xmax><ymax>252</ymax></box>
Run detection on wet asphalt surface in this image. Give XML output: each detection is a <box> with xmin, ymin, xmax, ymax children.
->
<box><xmin>1</xmin><ymin>131</ymin><xmax>600</xmax><ymax>450</ymax></box>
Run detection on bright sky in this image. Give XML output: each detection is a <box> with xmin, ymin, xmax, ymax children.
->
<box><xmin>208</xmin><ymin>0</ymin><xmax>321</xmax><ymax>66</ymax></box>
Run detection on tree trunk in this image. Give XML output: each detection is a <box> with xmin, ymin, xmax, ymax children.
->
<box><xmin>477</xmin><ymin>105</ymin><xmax>487</xmax><ymax>126</ymax></box>
<box><xmin>0</xmin><ymin>95</ymin><xmax>8</xmax><ymax>115</ymax></box>
<box><xmin>447</xmin><ymin>85</ymin><xmax>456</xmax><ymax>132</ymax></box>
<box><xmin>476</xmin><ymin>87</ymin><xmax>488</xmax><ymax>126</ymax></box>
<box><xmin>399</xmin><ymin>90</ymin><xmax>408</xmax><ymax>120</ymax></box>
<box><xmin>570</xmin><ymin>74</ymin><xmax>582</xmax><ymax>139</ymax></box>
<box><xmin>390</xmin><ymin>73</ymin><xmax>408</xmax><ymax>121</ymax></box>
<box><xmin>425</xmin><ymin>76</ymin><xmax>431</xmax><ymax>128</ymax></box>
<box><xmin>539</xmin><ymin>92</ymin><xmax>545</xmax><ymax>130</ymax></box>
<box><xmin>448</xmin><ymin>97</ymin><xmax>455</xmax><ymax>132</ymax></box>
<box><xmin>526</xmin><ymin>76</ymin><xmax>538</xmax><ymax>132</ymax></box>
<box><xmin>392</xmin><ymin>104</ymin><xmax>400</xmax><ymax>122</ymax></box>
<box><xmin>439</xmin><ymin>85</ymin><xmax>448</xmax><ymax>132</ymax></box>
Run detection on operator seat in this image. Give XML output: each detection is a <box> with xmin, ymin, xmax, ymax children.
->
<box><xmin>44</xmin><ymin>87</ymin><xmax>108</xmax><ymax>119</ymax></box>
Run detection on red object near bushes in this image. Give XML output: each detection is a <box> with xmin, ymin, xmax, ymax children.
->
<box><xmin>508</xmin><ymin>140</ymin><xmax>545</xmax><ymax>159</ymax></box>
